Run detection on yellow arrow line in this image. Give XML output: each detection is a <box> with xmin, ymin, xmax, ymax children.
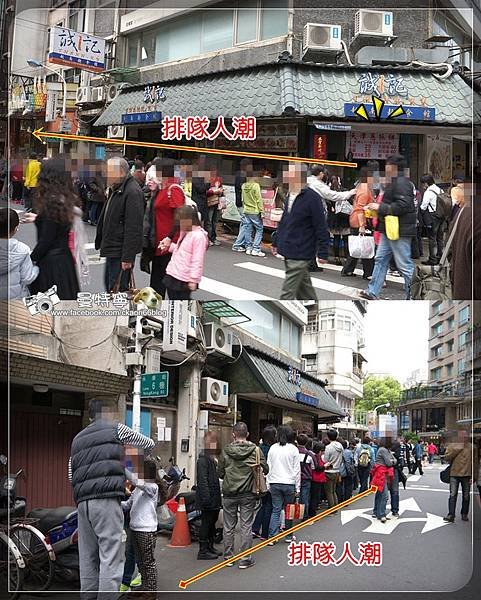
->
<box><xmin>32</xmin><ymin>128</ymin><xmax>358</xmax><ymax>168</ymax></box>
<box><xmin>178</xmin><ymin>485</ymin><xmax>378</xmax><ymax>589</ymax></box>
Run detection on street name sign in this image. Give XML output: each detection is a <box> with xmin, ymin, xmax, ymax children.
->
<box><xmin>141</xmin><ymin>372</ymin><xmax>169</xmax><ymax>398</ymax></box>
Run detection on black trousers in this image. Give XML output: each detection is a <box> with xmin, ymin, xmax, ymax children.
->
<box><xmin>342</xmin><ymin>228</ymin><xmax>374</xmax><ymax>277</ymax></box>
<box><xmin>199</xmin><ymin>509</ymin><xmax>219</xmax><ymax>543</ymax></box>
<box><xmin>131</xmin><ymin>531</ymin><xmax>157</xmax><ymax>591</ymax></box>
<box><xmin>308</xmin><ymin>481</ymin><xmax>324</xmax><ymax>518</ymax></box>
<box><xmin>411</xmin><ymin>459</ymin><xmax>424</xmax><ymax>475</ymax></box>
<box><xmin>150</xmin><ymin>254</ymin><xmax>172</xmax><ymax>296</ymax></box>
<box><xmin>427</xmin><ymin>216</ymin><xmax>445</xmax><ymax>262</ymax></box>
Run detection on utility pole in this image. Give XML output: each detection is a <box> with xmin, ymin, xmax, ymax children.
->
<box><xmin>131</xmin><ymin>315</ymin><xmax>144</xmax><ymax>433</ymax></box>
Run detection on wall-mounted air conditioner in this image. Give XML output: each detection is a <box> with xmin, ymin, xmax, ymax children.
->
<box><xmin>204</xmin><ymin>323</ymin><xmax>233</xmax><ymax>358</ymax></box>
<box><xmin>107</xmin><ymin>125</ymin><xmax>125</xmax><ymax>139</ymax></box>
<box><xmin>200</xmin><ymin>377</ymin><xmax>229</xmax><ymax>408</ymax></box>
<box><xmin>106</xmin><ymin>83</ymin><xmax>121</xmax><ymax>103</ymax></box>
<box><xmin>355</xmin><ymin>10</ymin><xmax>393</xmax><ymax>38</ymax></box>
<box><xmin>303</xmin><ymin>23</ymin><xmax>342</xmax><ymax>56</ymax></box>
<box><xmin>75</xmin><ymin>86</ymin><xmax>91</xmax><ymax>104</ymax></box>
<box><xmin>91</xmin><ymin>87</ymin><xmax>104</xmax><ymax>103</ymax></box>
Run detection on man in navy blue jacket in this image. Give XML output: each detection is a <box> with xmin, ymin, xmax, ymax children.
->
<box><xmin>273</xmin><ymin>163</ymin><xmax>329</xmax><ymax>300</ymax></box>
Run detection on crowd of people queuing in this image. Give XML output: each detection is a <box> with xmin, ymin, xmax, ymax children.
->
<box><xmin>0</xmin><ymin>150</ymin><xmax>476</xmax><ymax>302</ymax></box>
<box><xmin>68</xmin><ymin>397</ymin><xmax>479</xmax><ymax>597</ymax></box>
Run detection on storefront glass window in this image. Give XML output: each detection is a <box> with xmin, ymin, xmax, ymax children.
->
<box><xmin>236</xmin><ymin>0</ymin><xmax>258</xmax><ymax>44</ymax></box>
<box><xmin>202</xmin><ymin>10</ymin><xmax>234</xmax><ymax>52</ymax></box>
<box><xmin>260</xmin><ymin>0</ymin><xmax>288</xmax><ymax>40</ymax></box>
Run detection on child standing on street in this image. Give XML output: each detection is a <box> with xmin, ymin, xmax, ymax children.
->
<box><xmin>162</xmin><ymin>204</ymin><xmax>209</xmax><ymax>300</ymax></box>
<box><xmin>122</xmin><ymin>458</ymin><xmax>159</xmax><ymax>594</ymax></box>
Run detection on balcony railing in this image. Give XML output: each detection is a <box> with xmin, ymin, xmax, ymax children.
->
<box><xmin>399</xmin><ymin>379</ymin><xmax>480</xmax><ymax>405</ymax></box>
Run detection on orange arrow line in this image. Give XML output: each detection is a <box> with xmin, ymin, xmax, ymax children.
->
<box><xmin>32</xmin><ymin>128</ymin><xmax>358</xmax><ymax>168</ymax></box>
<box><xmin>178</xmin><ymin>485</ymin><xmax>378</xmax><ymax>589</ymax></box>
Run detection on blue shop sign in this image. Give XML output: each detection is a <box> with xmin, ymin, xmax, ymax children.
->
<box><xmin>344</xmin><ymin>103</ymin><xmax>435</xmax><ymax>122</ymax></box>
<box><xmin>296</xmin><ymin>391</ymin><xmax>320</xmax><ymax>408</ymax></box>
<box><xmin>122</xmin><ymin>111</ymin><xmax>162</xmax><ymax>124</ymax></box>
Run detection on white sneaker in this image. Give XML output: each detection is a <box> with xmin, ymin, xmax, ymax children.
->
<box><xmin>251</xmin><ymin>250</ymin><xmax>266</xmax><ymax>257</ymax></box>
<box><xmin>232</xmin><ymin>247</ymin><xmax>246</xmax><ymax>252</ymax></box>
<box><xmin>285</xmin><ymin>535</ymin><xmax>296</xmax><ymax>543</ymax></box>
<box><xmin>245</xmin><ymin>248</ymin><xmax>252</xmax><ymax>255</ymax></box>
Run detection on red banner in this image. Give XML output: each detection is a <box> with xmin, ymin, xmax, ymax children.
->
<box><xmin>313</xmin><ymin>134</ymin><xmax>328</xmax><ymax>159</ymax></box>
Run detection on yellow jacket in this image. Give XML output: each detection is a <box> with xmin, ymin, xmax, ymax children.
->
<box><xmin>24</xmin><ymin>159</ymin><xmax>41</xmax><ymax>189</ymax></box>
<box><xmin>182</xmin><ymin>180</ymin><xmax>192</xmax><ymax>198</ymax></box>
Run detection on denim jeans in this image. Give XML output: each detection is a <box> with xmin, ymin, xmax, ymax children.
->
<box><xmin>342</xmin><ymin>475</ymin><xmax>354</xmax><ymax>502</ymax></box>
<box><xmin>374</xmin><ymin>484</ymin><xmax>389</xmax><ymax>519</ymax></box>
<box><xmin>244</xmin><ymin>213</ymin><xmax>264</xmax><ymax>251</ymax></box>
<box><xmin>389</xmin><ymin>468</ymin><xmax>400</xmax><ymax>514</ymax></box>
<box><xmin>268</xmin><ymin>483</ymin><xmax>296</xmax><ymax>538</ymax></box>
<box><xmin>252</xmin><ymin>492</ymin><xmax>272</xmax><ymax>538</ymax></box>
<box><xmin>428</xmin><ymin>454</ymin><xmax>434</xmax><ymax>464</ymax></box>
<box><xmin>122</xmin><ymin>524</ymin><xmax>138</xmax><ymax>586</ymax></box>
<box><xmin>358</xmin><ymin>465</ymin><xmax>371</xmax><ymax>493</ymax></box>
<box><xmin>299</xmin><ymin>480</ymin><xmax>311</xmax><ymax>518</ymax></box>
<box><xmin>366</xmin><ymin>234</ymin><xmax>414</xmax><ymax>299</ymax></box>
<box><xmin>233</xmin><ymin>208</ymin><xmax>250</xmax><ymax>249</ymax></box>
<box><xmin>448</xmin><ymin>476</ymin><xmax>471</xmax><ymax>517</ymax></box>
<box><xmin>104</xmin><ymin>257</ymin><xmax>131</xmax><ymax>292</ymax></box>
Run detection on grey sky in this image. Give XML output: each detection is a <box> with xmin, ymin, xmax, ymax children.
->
<box><xmin>364</xmin><ymin>301</ymin><xmax>429</xmax><ymax>385</ymax></box>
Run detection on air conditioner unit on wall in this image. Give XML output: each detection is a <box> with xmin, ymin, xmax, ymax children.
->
<box><xmin>107</xmin><ymin>125</ymin><xmax>125</xmax><ymax>139</ymax></box>
<box><xmin>303</xmin><ymin>23</ymin><xmax>342</xmax><ymax>54</ymax></box>
<box><xmin>203</xmin><ymin>323</ymin><xmax>233</xmax><ymax>358</ymax></box>
<box><xmin>201</xmin><ymin>377</ymin><xmax>229</xmax><ymax>408</ymax></box>
<box><xmin>355</xmin><ymin>10</ymin><xmax>393</xmax><ymax>37</ymax></box>
<box><xmin>91</xmin><ymin>87</ymin><xmax>104</xmax><ymax>102</ymax></box>
<box><xmin>75</xmin><ymin>86</ymin><xmax>91</xmax><ymax>104</ymax></box>
<box><xmin>106</xmin><ymin>84</ymin><xmax>120</xmax><ymax>103</ymax></box>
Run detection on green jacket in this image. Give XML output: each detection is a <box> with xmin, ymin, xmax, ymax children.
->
<box><xmin>217</xmin><ymin>441</ymin><xmax>268</xmax><ymax>498</ymax></box>
<box><xmin>242</xmin><ymin>180</ymin><xmax>263</xmax><ymax>214</ymax></box>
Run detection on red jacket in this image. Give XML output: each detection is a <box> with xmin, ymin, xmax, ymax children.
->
<box><xmin>370</xmin><ymin>463</ymin><xmax>394</xmax><ymax>492</ymax></box>
<box><xmin>312</xmin><ymin>454</ymin><xmax>327</xmax><ymax>483</ymax></box>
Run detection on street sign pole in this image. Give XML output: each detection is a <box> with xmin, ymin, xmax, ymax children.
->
<box><xmin>132</xmin><ymin>316</ymin><xmax>143</xmax><ymax>432</ymax></box>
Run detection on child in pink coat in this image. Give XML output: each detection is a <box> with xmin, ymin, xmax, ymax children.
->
<box><xmin>163</xmin><ymin>205</ymin><xmax>209</xmax><ymax>300</ymax></box>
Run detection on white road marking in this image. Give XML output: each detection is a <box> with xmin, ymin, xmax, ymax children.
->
<box><xmin>198</xmin><ymin>277</ymin><xmax>274</xmax><ymax>301</ymax></box>
<box><xmin>408</xmin><ymin>474</ymin><xmax>422</xmax><ymax>482</ymax></box>
<box><xmin>407</xmin><ymin>486</ymin><xmax>450</xmax><ymax>493</ymax></box>
<box><xmin>319</xmin><ymin>262</ymin><xmax>402</xmax><ymax>284</ymax></box>
<box><xmin>234</xmin><ymin>262</ymin><xmax>365</xmax><ymax>299</ymax></box>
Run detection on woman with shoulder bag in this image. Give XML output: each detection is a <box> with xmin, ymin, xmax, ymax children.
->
<box><xmin>252</xmin><ymin>425</ymin><xmax>277</xmax><ymax>540</ymax></box>
<box><xmin>308</xmin><ymin>442</ymin><xmax>327</xmax><ymax>517</ymax></box>
<box><xmin>330</xmin><ymin>176</ymin><xmax>351</xmax><ymax>265</ymax></box>
<box><xmin>342</xmin><ymin>166</ymin><xmax>375</xmax><ymax>279</ymax></box>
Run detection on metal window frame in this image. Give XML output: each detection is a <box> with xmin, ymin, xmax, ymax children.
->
<box><xmin>234</xmin><ymin>0</ymin><xmax>260</xmax><ymax>46</ymax></box>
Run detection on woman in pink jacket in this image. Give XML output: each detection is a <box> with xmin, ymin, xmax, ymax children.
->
<box><xmin>163</xmin><ymin>205</ymin><xmax>209</xmax><ymax>299</ymax></box>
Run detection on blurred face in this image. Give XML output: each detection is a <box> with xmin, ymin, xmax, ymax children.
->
<box><xmin>180</xmin><ymin>217</ymin><xmax>193</xmax><ymax>231</ymax></box>
<box><xmin>147</xmin><ymin>178</ymin><xmax>159</xmax><ymax>192</ymax></box>
<box><xmin>282</xmin><ymin>163</ymin><xmax>306</xmax><ymax>187</ymax></box>
<box><xmin>385</xmin><ymin>163</ymin><xmax>398</xmax><ymax>181</ymax></box>
<box><xmin>106</xmin><ymin>161</ymin><xmax>126</xmax><ymax>185</ymax></box>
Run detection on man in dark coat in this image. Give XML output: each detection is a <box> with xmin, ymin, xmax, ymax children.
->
<box><xmin>95</xmin><ymin>157</ymin><xmax>144</xmax><ymax>292</ymax></box>
<box><xmin>450</xmin><ymin>191</ymin><xmax>478</xmax><ymax>300</ymax></box>
<box><xmin>274</xmin><ymin>163</ymin><xmax>329</xmax><ymax>300</ymax></box>
<box><xmin>360</xmin><ymin>154</ymin><xmax>416</xmax><ymax>300</ymax></box>
<box><xmin>195</xmin><ymin>431</ymin><xmax>222</xmax><ymax>560</ymax></box>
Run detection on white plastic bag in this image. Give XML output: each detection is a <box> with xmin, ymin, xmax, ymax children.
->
<box><xmin>348</xmin><ymin>235</ymin><xmax>375</xmax><ymax>259</ymax></box>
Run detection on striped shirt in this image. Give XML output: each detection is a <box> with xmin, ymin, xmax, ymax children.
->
<box><xmin>68</xmin><ymin>422</ymin><xmax>154</xmax><ymax>481</ymax></box>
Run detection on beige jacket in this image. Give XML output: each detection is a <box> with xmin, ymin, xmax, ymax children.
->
<box><xmin>445</xmin><ymin>443</ymin><xmax>478</xmax><ymax>478</ymax></box>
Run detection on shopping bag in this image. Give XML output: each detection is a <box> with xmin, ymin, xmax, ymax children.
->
<box><xmin>110</xmin><ymin>269</ymin><xmax>137</xmax><ymax>299</ymax></box>
<box><xmin>348</xmin><ymin>235</ymin><xmax>375</xmax><ymax>259</ymax></box>
<box><xmin>285</xmin><ymin>502</ymin><xmax>305</xmax><ymax>520</ymax></box>
<box><xmin>385</xmin><ymin>215</ymin><xmax>399</xmax><ymax>240</ymax></box>
<box><xmin>251</xmin><ymin>447</ymin><xmax>268</xmax><ymax>496</ymax></box>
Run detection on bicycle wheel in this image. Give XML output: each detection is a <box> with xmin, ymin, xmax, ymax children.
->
<box><xmin>10</xmin><ymin>524</ymin><xmax>54</xmax><ymax>592</ymax></box>
<box><xmin>0</xmin><ymin>532</ymin><xmax>25</xmax><ymax>600</ymax></box>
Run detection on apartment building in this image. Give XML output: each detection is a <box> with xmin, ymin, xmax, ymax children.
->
<box><xmin>398</xmin><ymin>301</ymin><xmax>474</xmax><ymax>439</ymax></box>
<box><xmin>301</xmin><ymin>300</ymin><xmax>368</xmax><ymax>438</ymax></box>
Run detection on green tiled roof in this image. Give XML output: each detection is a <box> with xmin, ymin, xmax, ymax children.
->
<box><xmin>242</xmin><ymin>347</ymin><xmax>345</xmax><ymax>419</ymax></box>
<box><xmin>94</xmin><ymin>62</ymin><xmax>479</xmax><ymax>127</ymax></box>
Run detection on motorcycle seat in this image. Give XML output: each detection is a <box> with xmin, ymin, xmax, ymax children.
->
<box><xmin>0</xmin><ymin>498</ymin><xmax>26</xmax><ymax>520</ymax></box>
<box><xmin>176</xmin><ymin>491</ymin><xmax>196</xmax><ymax>505</ymax></box>
<box><xmin>28</xmin><ymin>506</ymin><xmax>77</xmax><ymax>534</ymax></box>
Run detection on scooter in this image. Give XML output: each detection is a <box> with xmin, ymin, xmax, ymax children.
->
<box><xmin>0</xmin><ymin>455</ymin><xmax>26</xmax><ymax>520</ymax></box>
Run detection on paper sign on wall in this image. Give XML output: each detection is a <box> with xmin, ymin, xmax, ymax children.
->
<box><xmin>165</xmin><ymin>427</ymin><xmax>172</xmax><ymax>442</ymax></box>
<box><xmin>157</xmin><ymin>417</ymin><xmax>166</xmax><ymax>428</ymax></box>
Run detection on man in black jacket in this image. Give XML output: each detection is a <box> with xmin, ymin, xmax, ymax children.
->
<box><xmin>360</xmin><ymin>154</ymin><xmax>416</xmax><ymax>300</ymax></box>
<box><xmin>274</xmin><ymin>163</ymin><xmax>329</xmax><ymax>300</ymax></box>
<box><xmin>195</xmin><ymin>431</ymin><xmax>222</xmax><ymax>560</ymax></box>
<box><xmin>95</xmin><ymin>157</ymin><xmax>144</xmax><ymax>292</ymax></box>
<box><xmin>70</xmin><ymin>398</ymin><xmax>154</xmax><ymax>597</ymax></box>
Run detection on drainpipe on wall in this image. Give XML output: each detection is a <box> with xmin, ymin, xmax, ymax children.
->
<box><xmin>286</xmin><ymin>3</ymin><xmax>295</xmax><ymax>57</ymax></box>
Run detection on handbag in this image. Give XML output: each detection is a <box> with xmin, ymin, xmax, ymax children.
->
<box><xmin>440</xmin><ymin>465</ymin><xmax>451</xmax><ymax>484</ymax></box>
<box><xmin>411</xmin><ymin>207</ymin><xmax>464</xmax><ymax>301</ymax></box>
<box><xmin>270</xmin><ymin>208</ymin><xmax>284</xmax><ymax>222</ymax></box>
<box><xmin>110</xmin><ymin>268</ymin><xmax>137</xmax><ymax>298</ymax></box>
<box><xmin>251</xmin><ymin>446</ymin><xmax>268</xmax><ymax>496</ymax></box>
<box><xmin>348</xmin><ymin>234</ymin><xmax>375</xmax><ymax>259</ymax></box>
<box><xmin>385</xmin><ymin>215</ymin><xmax>399</xmax><ymax>240</ymax></box>
<box><xmin>335</xmin><ymin>199</ymin><xmax>352</xmax><ymax>215</ymax></box>
<box><xmin>285</xmin><ymin>502</ymin><xmax>305</xmax><ymax>520</ymax></box>
<box><xmin>217</xmin><ymin>195</ymin><xmax>227</xmax><ymax>210</ymax></box>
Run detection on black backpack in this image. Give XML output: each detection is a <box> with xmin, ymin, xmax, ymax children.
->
<box><xmin>434</xmin><ymin>190</ymin><xmax>452</xmax><ymax>220</ymax></box>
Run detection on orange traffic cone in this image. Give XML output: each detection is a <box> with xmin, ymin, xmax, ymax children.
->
<box><xmin>167</xmin><ymin>497</ymin><xmax>191</xmax><ymax>547</ymax></box>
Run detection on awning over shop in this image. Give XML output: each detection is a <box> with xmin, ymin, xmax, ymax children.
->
<box><xmin>233</xmin><ymin>347</ymin><xmax>345</xmax><ymax>421</ymax></box>
<box><xmin>94</xmin><ymin>61</ymin><xmax>480</xmax><ymax>127</ymax></box>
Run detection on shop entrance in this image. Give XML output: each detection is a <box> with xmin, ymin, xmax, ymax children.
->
<box><xmin>237</xmin><ymin>398</ymin><xmax>282</xmax><ymax>443</ymax></box>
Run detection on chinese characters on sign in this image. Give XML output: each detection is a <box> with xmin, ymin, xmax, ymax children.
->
<box><xmin>287</xmin><ymin>541</ymin><xmax>383</xmax><ymax>567</ymax></box>
<box><xmin>161</xmin><ymin>115</ymin><xmax>256</xmax><ymax>141</ymax></box>
<box><xmin>313</xmin><ymin>134</ymin><xmax>328</xmax><ymax>160</ymax></box>
<box><xmin>143</xmin><ymin>85</ymin><xmax>166</xmax><ymax>103</ymax></box>
<box><xmin>347</xmin><ymin>132</ymin><xmax>400</xmax><ymax>160</ymax></box>
<box><xmin>77</xmin><ymin>292</ymin><xmax>129</xmax><ymax>308</ymax></box>
<box><xmin>288</xmin><ymin>366</ymin><xmax>302</xmax><ymax>387</ymax></box>
<box><xmin>358</xmin><ymin>73</ymin><xmax>408</xmax><ymax>98</ymax></box>
<box><xmin>48</xmin><ymin>26</ymin><xmax>106</xmax><ymax>73</ymax></box>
